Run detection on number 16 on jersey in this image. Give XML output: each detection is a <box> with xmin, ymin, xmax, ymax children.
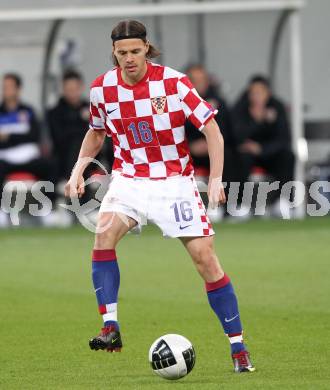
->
<box><xmin>122</xmin><ymin>117</ymin><xmax>159</xmax><ymax>149</ymax></box>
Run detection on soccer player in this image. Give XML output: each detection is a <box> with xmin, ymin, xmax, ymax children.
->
<box><xmin>65</xmin><ymin>20</ymin><xmax>255</xmax><ymax>373</ymax></box>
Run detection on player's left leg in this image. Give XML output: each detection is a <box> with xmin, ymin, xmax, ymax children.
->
<box><xmin>180</xmin><ymin>235</ymin><xmax>255</xmax><ymax>373</ymax></box>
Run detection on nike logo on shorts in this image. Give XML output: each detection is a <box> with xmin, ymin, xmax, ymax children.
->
<box><xmin>224</xmin><ymin>314</ymin><xmax>239</xmax><ymax>323</ymax></box>
<box><xmin>179</xmin><ymin>225</ymin><xmax>192</xmax><ymax>230</ymax></box>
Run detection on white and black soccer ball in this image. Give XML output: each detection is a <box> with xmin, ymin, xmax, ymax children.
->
<box><xmin>149</xmin><ymin>334</ymin><xmax>196</xmax><ymax>380</ymax></box>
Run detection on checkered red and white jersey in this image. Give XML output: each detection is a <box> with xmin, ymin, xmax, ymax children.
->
<box><xmin>89</xmin><ymin>62</ymin><xmax>217</xmax><ymax>179</ymax></box>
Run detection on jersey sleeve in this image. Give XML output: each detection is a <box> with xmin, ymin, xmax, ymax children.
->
<box><xmin>177</xmin><ymin>75</ymin><xmax>218</xmax><ymax>131</ymax></box>
<box><xmin>89</xmin><ymin>87</ymin><xmax>106</xmax><ymax>132</ymax></box>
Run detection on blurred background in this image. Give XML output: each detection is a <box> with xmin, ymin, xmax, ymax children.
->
<box><xmin>0</xmin><ymin>0</ymin><xmax>329</xmax><ymax>227</ymax></box>
<box><xmin>0</xmin><ymin>0</ymin><xmax>328</xmax><ymax>113</ymax></box>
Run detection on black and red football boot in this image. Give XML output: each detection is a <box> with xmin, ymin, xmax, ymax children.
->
<box><xmin>232</xmin><ymin>350</ymin><xmax>255</xmax><ymax>373</ymax></box>
<box><xmin>89</xmin><ymin>325</ymin><xmax>122</xmax><ymax>352</ymax></box>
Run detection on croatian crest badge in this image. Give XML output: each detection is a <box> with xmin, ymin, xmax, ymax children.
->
<box><xmin>151</xmin><ymin>96</ymin><xmax>166</xmax><ymax>115</ymax></box>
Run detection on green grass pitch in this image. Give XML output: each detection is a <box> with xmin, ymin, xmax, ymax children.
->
<box><xmin>1</xmin><ymin>217</ymin><xmax>330</xmax><ymax>389</ymax></box>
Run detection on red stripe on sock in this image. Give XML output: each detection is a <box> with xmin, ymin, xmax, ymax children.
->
<box><xmin>205</xmin><ymin>273</ymin><xmax>230</xmax><ymax>292</ymax></box>
<box><xmin>228</xmin><ymin>333</ymin><xmax>242</xmax><ymax>337</ymax></box>
<box><xmin>98</xmin><ymin>305</ymin><xmax>107</xmax><ymax>314</ymax></box>
<box><xmin>92</xmin><ymin>249</ymin><xmax>117</xmax><ymax>261</ymax></box>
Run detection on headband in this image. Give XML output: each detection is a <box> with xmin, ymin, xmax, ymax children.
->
<box><xmin>111</xmin><ymin>32</ymin><xmax>147</xmax><ymax>42</ymax></box>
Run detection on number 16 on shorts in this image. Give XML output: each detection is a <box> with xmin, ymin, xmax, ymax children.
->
<box><xmin>170</xmin><ymin>201</ymin><xmax>194</xmax><ymax>230</ymax></box>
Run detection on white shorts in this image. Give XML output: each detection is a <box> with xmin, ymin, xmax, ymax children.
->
<box><xmin>99</xmin><ymin>173</ymin><xmax>214</xmax><ymax>238</ymax></box>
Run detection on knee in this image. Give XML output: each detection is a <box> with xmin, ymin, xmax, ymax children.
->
<box><xmin>94</xmin><ymin>230</ymin><xmax>116</xmax><ymax>249</ymax></box>
<box><xmin>95</xmin><ymin>216</ymin><xmax>118</xmax><ymax>248</ymax></box>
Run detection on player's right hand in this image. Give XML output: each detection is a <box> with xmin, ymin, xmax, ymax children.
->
<box><xmin>64</xmin><ymin>175</ymin><xmax>85</xmax><ymax>198</ymax></box>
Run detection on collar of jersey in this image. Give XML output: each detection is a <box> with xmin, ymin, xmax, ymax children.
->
<box><xmin>117</xmin><ymin>61</ymin><xmax>151</xmax><ymax>89</ymax></box>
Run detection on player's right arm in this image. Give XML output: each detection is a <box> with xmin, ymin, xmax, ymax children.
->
<box><xmin>64</xmin><ymin>129</ymin><xmax>106</xmax><ymax>198</ymax></box>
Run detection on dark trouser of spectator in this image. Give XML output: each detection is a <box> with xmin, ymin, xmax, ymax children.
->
<box><xmin>0</xmin><ymin>158</ymin><xmax>57</xmax><ymax>205</ymax></box>
<box><xmin>102</xmin><ymin>137</ymin><xmax>114</xmax><ymax>174</ymax></box>
<box><xmin>234</xmin><ymin>149</ymin><xmax>295</xmax><ymax>204</ymax></box>
<box><xmin>53</xmin><ymin>139</ymin><xmax>83</xmax><ymax>181</ymax></box>
<box><xmin>223</xmin><ymin>147</ymin><xmax>242</xmax><ymax>188</ymax></box>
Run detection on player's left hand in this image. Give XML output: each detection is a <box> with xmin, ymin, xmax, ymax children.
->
<box><xmin>208</xmin><ymin>177</ymin><xmax>226</xmax><ymax>209</ymax></box>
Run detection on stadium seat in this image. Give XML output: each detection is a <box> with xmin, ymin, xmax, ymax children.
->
<box><xmin>4</xmin><ymin>171</ymin><xmax>38</xmax><ymax>191</ymax></box>
<box><xmin>2</xmin><ymin>172</ymin><xmax>39</xmax><ymax>226</ymax></box>
<box><xmin>249</xmin><ymin>166</ymin><xmax>270</xmax><ymax>182</ymax></box>
<box><xmin>194</xmin><ymin>166</ymin><xmax>210</xmax><ymax>178</ymax></box>
<box><xmin>5</xmin><ymin>171</ymin><xmax>38</xmax><ymax>181</ymax></box>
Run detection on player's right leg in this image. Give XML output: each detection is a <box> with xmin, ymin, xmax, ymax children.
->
<box><xmin>89</xmin><ymin>211</ymin><xmax>137</xmax><ymax>352</ymax></box>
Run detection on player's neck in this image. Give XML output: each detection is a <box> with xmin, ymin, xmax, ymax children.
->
<box><xmin>121</xmin><ymin>62</ymin><xmax>148</xmax><ymax>86</ymax></box>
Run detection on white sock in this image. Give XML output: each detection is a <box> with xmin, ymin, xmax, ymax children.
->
<box><xmin>228</xmin><ymin>334</ymin><xmax>243</xmax><ymax>344</ymax></box>
<box><xmin>102</xmin><ymin>303</ymin><xmax>118</xmax><ymax>323</ymax></box>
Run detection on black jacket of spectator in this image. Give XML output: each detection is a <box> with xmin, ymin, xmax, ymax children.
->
<box><xmin>47</xmin><ymin>97</ymin><xmax>89</xmax><ymax>179</ymax></box>
<box><xmin>232</xmin><ymin>93</ymin><xmax>292</xmax><ymax>157</ymax></box>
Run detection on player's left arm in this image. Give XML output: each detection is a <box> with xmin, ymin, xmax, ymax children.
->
<box><xmin>202</xmin><ymin>118</ymin><xmax>226</xmax><ymax>208</ymax></box>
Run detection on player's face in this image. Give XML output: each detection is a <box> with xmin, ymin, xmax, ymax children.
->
<box><xmin>113</xmin><ymin>39</ymin><xmax>149</xmax><ymax>83</ymax></box>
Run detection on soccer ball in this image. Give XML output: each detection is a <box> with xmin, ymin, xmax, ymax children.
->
<box><xmin>149</xmin><ymin>334</ymin><xmax>196</xmax><ymax>380</ymax></box>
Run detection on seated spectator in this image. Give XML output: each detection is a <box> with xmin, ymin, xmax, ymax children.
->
<box><xmin>231</xmin><ymin>75</ymin><xmax>295</xmax><ymax>215</ymax></box>
<box><xmin>0</xmin><ymin>73</ymin><xmax>56</xmax><ymax>227</ymax></box>
<box><xmin>47</xmin><ymin>70</ymin><xmax>90</xmax><ymax>181</ymax></box>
